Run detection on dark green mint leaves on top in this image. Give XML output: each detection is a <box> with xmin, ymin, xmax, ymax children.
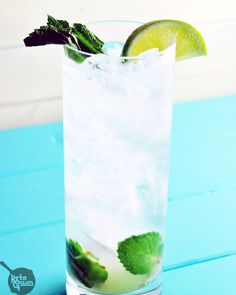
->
<box><xmin>23</xmin><ymin>15</ymin><xmax>104</xmax><ymax>54</ymax></box>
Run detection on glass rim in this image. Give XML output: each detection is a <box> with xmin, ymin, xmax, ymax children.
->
<box><xmin>64</xmin><ymin>20</ymin><xmax>176</xmax><ymax>61</ymax></box>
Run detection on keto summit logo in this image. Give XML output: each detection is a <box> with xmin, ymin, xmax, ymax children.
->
<box><xmin>0</xmin><ymin>261</ymin><xmax>36</xmax><ymax>294</ymax></box>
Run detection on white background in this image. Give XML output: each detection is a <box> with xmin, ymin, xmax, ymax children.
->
<box><xmin>0</xmin><ymin>0</ymin><xmax>236</xmax><ymax>129</ymax></box>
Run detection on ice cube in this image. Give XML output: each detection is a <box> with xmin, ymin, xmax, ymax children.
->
<box><xmin>85</xmin><ymin>52</ymin><xmax>122</xmax><ymax>70</ymax></box>
<box><xmin>103</xmin><ymin>41</ymin><xmax>124</xmax><ymax>57</ymax></box>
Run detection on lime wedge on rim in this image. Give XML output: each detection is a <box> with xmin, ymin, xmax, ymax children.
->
<box><xmin>122</xmin><ymin>20</ymin><xmax>207</xmax><ymax>60</ymax></box>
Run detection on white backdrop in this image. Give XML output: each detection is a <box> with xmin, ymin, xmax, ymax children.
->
<box><xmin>0</xmin><ymin>0</ymin><xmax>236</xmax><ymax>129</ymax></box>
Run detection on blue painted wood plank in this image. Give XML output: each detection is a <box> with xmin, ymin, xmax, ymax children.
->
<box><xmin>164</xmin><ymin>255</ymin><xmax>236</xmax><ymax>295</ymax></box>
<box><xmin>0</xmin><ymin>168</ymin><xmax>64</xmax><ymax>236</ymax></box>
<box><xmin>169</xmin><ymin>94</ymin><xmax>236</xmax><ymax>199</ymax></box>
<box><xmin>0</xmin><ymin>122</ymin><xmax>63</xmax><ymax>176</ymax></box>
<box><xmin>0</xmin><ymin>224</ymin><xmax>66</xmax><ymax>295</ymax></box>
<box><xmin>165</xmin><ymin>189</ymin><xmax>236</xmax><ymax>267</ymax></box>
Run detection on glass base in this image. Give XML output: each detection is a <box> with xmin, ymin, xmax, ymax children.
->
<box><xmin>66</xmin><ymin>272</ymin><xmax>162</xmax><ymax>295</ymax></box>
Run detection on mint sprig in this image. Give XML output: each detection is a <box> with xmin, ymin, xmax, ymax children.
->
<box><xmin>117</xmin><ymin>232</ymin><xmax>163</xmax><ymax>275</ymax></box>
<box><xmin>66</xmin><ymin>239</ymin><xmax>108</xmax><ymax>288</ymax></box>
<box><xmin>71</xmin><ymin>23</ymin><xmax>104</xmax><ymax>54</ymax></box>
<box><xmin>23</xmin><ymin>15</ymin><xmax>104</xmax><ymax>55</ymax></box>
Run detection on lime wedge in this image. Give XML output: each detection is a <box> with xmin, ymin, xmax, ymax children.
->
<box><xmin>122</xmin><ymin>20</ymin><xmax>207</xmax><ymax>60</ymax></box>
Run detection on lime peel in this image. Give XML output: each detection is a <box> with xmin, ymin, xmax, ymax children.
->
<box><xmin>122</xmin><ymin>19</ymin><xmax>207</xmax><ymax>61</ymax></box>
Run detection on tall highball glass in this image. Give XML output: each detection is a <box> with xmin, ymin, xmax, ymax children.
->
<box><xmin>63</xmin><ymin>21</ymin><xmax>175</xmax><ymax>295</ymax></box>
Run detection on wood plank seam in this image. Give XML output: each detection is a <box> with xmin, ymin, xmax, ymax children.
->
<box><xmin>0</xmin><ymin>219</ymin><xmax>64</xmax><ymax>237</ymax></box>
<box><xmin>0</xmin><ymin>95</ymin><xmax>61</xmax><ymax>108</ymax></box>
<box><xmin>168</xmin><ymin>186</ymin><xmax>236</xmax><ymax>202</ymax></box>
<box><xmin>0</xmin><ymin>164</ymin><xmax>63</xmax><ymax>178</ymax></box>
<box><xmin>164</xmin><ymin>250</ymin><xmax>236</xmax><ymax>272</ymax></box>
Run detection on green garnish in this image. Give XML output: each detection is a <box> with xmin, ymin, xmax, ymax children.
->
<box><xmin>71</xmin><ymin>23</ymin><xmax>104</xmax><ymax>54</ymax></box>
<box><xmin>117</xmin><ymin>232</ymin><xmax>163</xmax><ymax>275</ymax></box>
<box><xmin>23</xmin><ymin>15</ymin><xmax>104</xmax><ymax>55</ymax></box>
<box><xmin>66</xmin><ymin>239</ymin><xmax>108</xmax><ymax>288</ymax></box>
<box><xmin>122</xmin><ymin>20</ymin><xmax>207</xmax><ymax>60</ymax></box>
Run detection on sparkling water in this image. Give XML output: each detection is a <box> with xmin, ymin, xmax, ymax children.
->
<box><xmin>64</xmin><ymin>42</ymin><xmax>175</xmax><ymax>294</ymax></box>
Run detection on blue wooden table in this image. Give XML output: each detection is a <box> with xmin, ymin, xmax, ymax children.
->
<box><xmin>0</xmin><ymin>94</ymin><xmax>236</xmax><ymax>295</ymax></box>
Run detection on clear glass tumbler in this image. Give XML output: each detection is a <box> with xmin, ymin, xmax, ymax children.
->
<box><xmin>63</xmin><ymin>21</ymin><xmax>175</xmax><ymax>295</ymax></box>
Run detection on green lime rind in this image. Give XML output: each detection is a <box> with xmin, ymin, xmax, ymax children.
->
<box><xmin>117</xmin><ymin>231</ymin><xmax>163</xmax><ymax>275</ymax></box>
<box><xmin>66</xmin><ymin>239</ymin><xmax>108</xmax><ymax>288</ymax></box>
<box><xmin>122</xmin><ymin>19</ymin><xmax>207</xmax><ymax>61</ymax></box>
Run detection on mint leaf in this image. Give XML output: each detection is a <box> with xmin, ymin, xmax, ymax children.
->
<box><xmin>67</xmin><ymin>239</ymin><xmax>83</xmax><ymax>256</ymax></box>
<box><xmin>23</xmin><ymin>15</ymin><xmax>104</xmax><ymax>57</ymax></box>
<box><xmin>72</xmin><ymin>23</ymin><xmax>104</xmax><ymax>54</ymax></box>
<box><xmin>47</xmin><ymin>15</ymin><xmax>70</xmax><ymax>31</ymax></box>
<box><xmin>23</xmin><ymin>26</ymin><xmax>70</xmax><ymax>46</ymax></box>
<box><xmin>64</xmin><ymin>45</ymin><xmax>87</xmax><ymax>63</ymax></box>
<box><xmin>66</xmin><ymin>239</ymin><xmax>108</xmax><ymax>288</ymax></box>
<box><xmin>117</xmin><ymin>232</ymin><xmax>163</xmax><ymax>275</ymax></box>
<box><xmin>24</xmin><ymin>16</ymin><xmax>71</xmax><ymax>47</ymax></box>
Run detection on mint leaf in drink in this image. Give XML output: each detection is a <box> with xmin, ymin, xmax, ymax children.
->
<box><xmin>117</xmin><ymin>232</ymin><xmax>163</xmax><ymax>275</ymax></box>
<box><xmin>66</xmin><ymin>239</ymin><xmax>108</xmax><ymax>288</ymax></box>
<box><xmin>67</xmin><ymin>239</ymin><xmax>84</xmax><ymax>256</ymax></box>
<box><xmin>23</xmin><ymin>15</ymin><xmax>104</xmax><ymax>55</ymax></box>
